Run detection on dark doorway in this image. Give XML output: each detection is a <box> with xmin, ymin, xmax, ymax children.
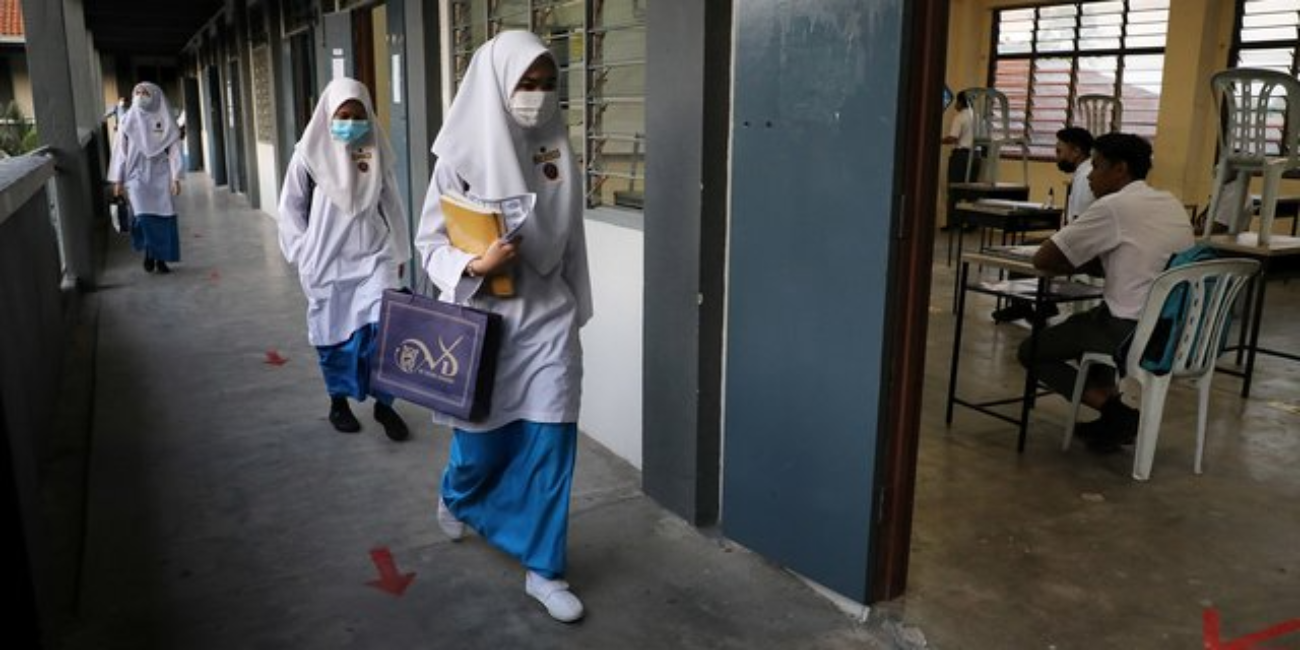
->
<box><xmin>205</xmin><ymin>66</ymin><xmax>227</xmax><ymax>186</ymax></box>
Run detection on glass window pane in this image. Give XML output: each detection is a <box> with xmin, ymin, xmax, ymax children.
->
<box><xmin>992</xmin><ymin>1</ymin><xmax>1168</xmax><ymax>157</ymax></box>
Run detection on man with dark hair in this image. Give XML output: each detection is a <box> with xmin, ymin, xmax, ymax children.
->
<box><xmin>941</xmin><ymin>91</ymin><xmax>982</xmax><ymax>231</ymax></box>
<box><xmin>1019</xmin><ymin>133</ymin><xmax>1194</xmax><ymax>452</ymax></box>
<box><xmin>993</xmin><ymin>126</ymin><xmax>1099</xmax><ymax>324</ymax></box>
<box><xmin>1054</xmin><ymin>126</ymin><xmax>1096</xmax><ymax>224</ymax></box>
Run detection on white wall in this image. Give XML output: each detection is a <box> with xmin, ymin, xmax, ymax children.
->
<box><xmin>256</xmin><ymin>142</ymin><xmax>279</xmax><ymax>218</ymax></box>
<box><xmin>578</xmin><ymin>219</ymin><xmax>644</xmax><ymax>468</ymax></box>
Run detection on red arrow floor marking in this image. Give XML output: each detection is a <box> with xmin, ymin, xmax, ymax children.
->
<box><xmin>366</xmin><ymin>547</ymin><xmax>415</xmax><ymax>597</ymax></box>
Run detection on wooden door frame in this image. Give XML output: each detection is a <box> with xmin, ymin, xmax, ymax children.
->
<box><xmin>871</xmin><ymin>0</ymin><xmax>950</xmax><ymax>602</ymax></box>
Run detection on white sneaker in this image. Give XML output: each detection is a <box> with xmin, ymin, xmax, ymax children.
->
<box><xmin>525</xmin><ymin>570</ymin><xmax>585</xmax><ymax>623</ymax></box>
<box><xmin>436</xmin><ymin>498</ymin><xmax>465</xmax><ymax>541</ymax></box>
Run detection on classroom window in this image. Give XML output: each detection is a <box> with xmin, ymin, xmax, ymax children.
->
<box><xmin>990</xmin><ymin>1</ymin><xmax>1169</xmax><ymax>158</ymax></box>
<box><xmin>1232</xmin><ymin>0</ymin><xmax>1300</xmax><ymax>155</ymax></box>
<box><xmin>445</xmin><ymin>0</ymin><xmax>647</xmax><ymax>211</ymax></box>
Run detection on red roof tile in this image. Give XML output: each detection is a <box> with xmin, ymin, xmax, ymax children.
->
<box><xmin>0</xmin><ymin>0</ymin><xmax>23</xmax><ymax>39</ymax></box>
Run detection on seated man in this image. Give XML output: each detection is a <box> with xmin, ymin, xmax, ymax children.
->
<box><xmin>993</xmin><ymin>126</ymin><xmax>1096</xmax><ymax>324</ymax></box>
<box><xmin>1017</xmin><ymin>133</ymin><xmax>1195</xmax><ymax>452</ymax></box>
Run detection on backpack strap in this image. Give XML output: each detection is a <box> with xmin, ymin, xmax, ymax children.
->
<box><xmin>303</xmin><ymin>167</ymin><xmax>316</xmax><ymax>225</ymax></box>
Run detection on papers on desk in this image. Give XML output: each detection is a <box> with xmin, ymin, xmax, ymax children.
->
<box><xmin>975</xmin><ymin>198</ymin><xmax>1052</xmax><ymax>210</ymax></box>
<box><xmin>1233</xmin><ymin>232</ymin><xmax>1300</xmax><ymax>249</ymax></box>
<box><xmin>978</xmin><ymin>277</ymin><xmax>1103</xmax><ymax>299</ymax></box>
<box><xmin>985</xmin><ymin>244</ymin><xmax>1040</xmax><ymax>260</ymax></box>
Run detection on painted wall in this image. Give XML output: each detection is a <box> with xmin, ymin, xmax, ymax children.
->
<box><xmin>941</xmin><ymin>0</ymin><xmax>1300</xmax><ymax>223</ymax></box>
<box><xmin>578</xmin><ymin>218</ymin><xmax>644</xmax><ymax>468</ymax></box>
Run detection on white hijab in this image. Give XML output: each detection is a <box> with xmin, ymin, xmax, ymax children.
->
<box><xmin>432</xmin><ymin>30</ymin><xmax>579</xmax><ymax>277</ymax></box>
<box><xmin>294</xmin><ymin>77</ymin><xmax>393</xmax><ymax>216</ymax></box>
<box><xmin>121</xmin><ymin>82</ymin><xmax>181</xmax><ymax>158</ymax></box>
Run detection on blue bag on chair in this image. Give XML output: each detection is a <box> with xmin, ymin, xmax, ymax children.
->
<box><xmin>1117</xmin><ymin>243</ymin><xmax>1221</xmax><ymax>375</ymax></box>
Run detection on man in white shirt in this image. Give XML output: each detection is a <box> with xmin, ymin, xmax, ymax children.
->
<box><xmin>941</xmin><ymin>91</ymin><xmax>982</xmax><ymax>230</ymax></box>
<box><xmin>993</xmin><ymin>126</ymin><xmax>1101</xmax><ymax>324</ymax></box>
<box><xmin>1055</xmin><ymin>126</ymin><xmax>1096</xmax><ymax>224</ymax></box>
<box><xmin>1018</xmin><ymin>133</ymin><xmax>1195</xmax><ymax>452</ymax></box>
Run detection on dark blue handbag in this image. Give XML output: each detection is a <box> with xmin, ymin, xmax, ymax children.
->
<box><xmin>371</xmin><ymin>289</ymin><xmax>501</xmax><ymax>421</ymax></box>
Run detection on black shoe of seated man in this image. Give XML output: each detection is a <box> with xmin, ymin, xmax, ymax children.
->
<box><xmin>329</xmin><ymin>397</ymin><xmax>362</xmax><ymax>433</ymax></box>
<box><xmin>155</xmin><ymin>260</ymin><xmax>171</xmax><ymax>274</ymax></box>
<box><xmin>992</xmin><ymin>300</ymin><xmax>1036</xmax><ymax>323</ymax></box>
<box><xmin>143</xmin><ymin>256</ymin><xmax>155</xmax><ymax>273</ymax></box>
<box><xmin>1027</xmin><ymin>302</ymin><xmax>1061</xmax><ymax>327</ymax></box>
<box><xmin>373</xmin><ymin>402</ymin><xmax>410</xmax><ymax>442</ymax></box>
<box><xmin>1078</xmin><ymin>396</ymin><xmax>1140</xmax><ymax>454</ymax></box>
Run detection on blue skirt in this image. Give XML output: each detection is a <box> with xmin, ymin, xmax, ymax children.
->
<box><xmin>441</xmin><ymin>421</ymin><xmax>578</xmax><ymax>578</ymax></box>
<box><xmin>315</xmin><ymin>322</ymin><xmax>392</xmax><ymax>403</ymax></box>
<box><xmin>130</xmin><ymin>213</ymin><xmax>180</xmax><ymax>262</ymax></box>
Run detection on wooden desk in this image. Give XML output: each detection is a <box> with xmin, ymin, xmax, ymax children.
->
<box><xmin>946</xmin><ymin>250</ymin><xmax>1104</xmax><ymax>452</ymax></box>
<box><xmin>1249</xmin><ymin>194</ymin><xmax>1300</xmax><ymax>236</ymax></box>
<box><xmin>945</xmin><ymin>183</ymin><xmax>1030</xmax><ymax>265</ymax></box>
<box><xmin>1205</xmin><ymin>234</ymin><xmax>1300</xmax><ymax>397</ymax></box>
<box><xmin>949</xmin><ymin>200</ymin><xmax>1063</xmax><ymax>311</ymax></box>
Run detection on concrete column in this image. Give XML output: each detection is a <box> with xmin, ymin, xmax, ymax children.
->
<box><xmin>232</xmin><ymin>0</ymin><xmax>261</xmax><ymax>207</ymax></box>
<box><xmin>21</xmin><ymin>0</ymin><xmax>98</xmax><ymax>287</ymax></box>
<box><xmin>642</xmin><ymin>0</ymin><xmax>732</xmax><ymax>525</ymax></box>
<box><xmin>402</xmin><ymin>0</ymin><xmax>441</xmax><ymax>213</ymax></box>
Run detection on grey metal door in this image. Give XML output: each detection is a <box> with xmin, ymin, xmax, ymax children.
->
<box><xmin>722</xmin><ymin>0</ymin><xmax>905</xmax><ymax>603</ymax></box>
<box><xmin>323</xmin><ymin>11</ymin><xmax>355</xmax><ymax>81</ymax></box>
<box><xmin>182</xmin><ymin>77</ymin><xmax>202</xmax><ymax>172</ymax></box>
<box><xmin>205</xmin><ymin>66</ymin><xmax>227</xmax><ymax>186</ymax></box>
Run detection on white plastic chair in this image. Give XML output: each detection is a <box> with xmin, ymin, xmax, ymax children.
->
<box><xmin>1062</xmin><ymin>258</ymin><xmax>1260</xmax><ymax>481</ymax></box>
<box><xmin>961</xmin><ymin>87</ymin><xmax>1029</xmax><ymax>185</ymax></box>
<box><xmin>1074</xmin><ymin>94</ymin><xmax>1122</xmax><ymax>134</ymax></box>
<box><xmin>1203</xmin><ymin>68</ymin><xmax>1300</xmax><ymax>245</ymax></box>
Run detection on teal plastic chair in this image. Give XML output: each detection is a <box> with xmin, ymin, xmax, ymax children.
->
<box><xmin>1063</xmin><ymin>259</ymin><xmax>1260</xmax><ymax>480</ymax></box>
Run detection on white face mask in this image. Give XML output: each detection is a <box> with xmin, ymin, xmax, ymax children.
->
<box><xmin>509</xmin><ymin>90</ymin><xmax>559</xmax><ymax>129</ymax></box>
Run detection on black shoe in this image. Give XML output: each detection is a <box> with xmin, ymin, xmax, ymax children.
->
<box><xmin>155</xmin><ymin>260</ymin><xmax>171</xmax><ymax>274</ymax></box>
<box><xmin>1028</xmin><ymin>303</ymin><xmax>1061</xmax><ymax>327</ymax></box>
<box><xmin>374</xmin><ymin>402</ymin><xmax>410</xmax><ymax>442</ymax></box>
<box><xmin>1077</xmin><ymin>397</ymin><xmax>1139</xmax><ymax>454</ymax></box>
<box><xmin>992</xmin><ymin>300</ymin><xmax>1036</xmax><ymax>323</ymax></box>
<box><xmin>329</xmin><ymin>397</ymin><xmax>361</xmax><ymax>433</ymax></box>
<box><xmin>143</xmin><ymin>257</ymin><xmax>155</xmax><ymax>273</ymax></box>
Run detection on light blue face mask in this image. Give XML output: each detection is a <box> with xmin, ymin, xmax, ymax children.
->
<box><xmin>330</xmin><ymin>119</ymin><xmax>371</xmax><ymax>143</ymax></box>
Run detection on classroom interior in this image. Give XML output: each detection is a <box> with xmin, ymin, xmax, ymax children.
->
<box><xmin>890</xmin><ymin>1</ymin><xmax>1300</xmax><ymax>647</ymax></box>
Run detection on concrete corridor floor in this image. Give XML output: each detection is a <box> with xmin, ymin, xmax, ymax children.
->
<box><xmin>54</xmin><ymin>174</ymin><xmax>1299</xmax><ymax>649</ymax></box>
<box><xmin>55</xmin><ymin>176</ymin><xmax>896</xmax><ymax>650</ymax></box>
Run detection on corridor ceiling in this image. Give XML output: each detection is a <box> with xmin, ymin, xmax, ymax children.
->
<box><xmin>83</xmin><ymin>0</ymin><xmax>226</xmax><ymax>57</ymax></box>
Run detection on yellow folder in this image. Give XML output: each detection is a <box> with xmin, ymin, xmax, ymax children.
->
<box><xmin>441</xmin><ymin>192</ymin><xmax>514</xmax><ymax>297</ymax></box>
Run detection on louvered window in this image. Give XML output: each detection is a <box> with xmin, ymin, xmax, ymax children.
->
<box><xmin>446</xmin><ymin>0</ymin><xmax>646</xmax><ymax>211</ymax></box>
<box><xmin>1231</xmin><ymin>0</ymin><xmax>1300</xmax><ymax>156</ymax></box>
<box><xmin>991</xmin><ymin>1</ymin><xmax>1169</xmax><ymax>158</ymax></box>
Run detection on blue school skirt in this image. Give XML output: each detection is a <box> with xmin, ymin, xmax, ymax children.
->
<box><xmin>315</xmin><ymin>322</ymin><xmax>392</xmax><ymax>404</ymax></box>
<box><xmin>441</xmin><ymin>421</ymin><xmax>578</xmax><ymax>578</ymax></box>
<box><xmin>130</xmin><ymin>213</ymin><xmax>180</xmax><ymax>262</ymax></box>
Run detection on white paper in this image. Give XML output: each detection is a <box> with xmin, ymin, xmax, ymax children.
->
<box><xmin>496</xmin><ymin>194</ymin><xmax>536</xmax><ymax>241</ymax></box>
<box><xmin>332</xmin><ymin>57</ymin><xmax>346</xmax><ymax>80</ymax></box>
<box><xmin>392</xmin><ymin>55</ymin><xmax>403</xmax><ymax>104</ymax></box>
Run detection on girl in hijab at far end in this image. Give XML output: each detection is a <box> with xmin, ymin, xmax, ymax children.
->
<box><xmin>278</xmin><ymin>77</ymin><xmax>413</xmax><ymax>443</ymax></box>
<box><xmin>414</xmin><ymin>31</ymin><xmax>593</xmax><ymax>624</ymax></box>
<box><xmin>108</xmin><ymin>82</ymin><xmax>184</xmax><ymax>274</ymax></box>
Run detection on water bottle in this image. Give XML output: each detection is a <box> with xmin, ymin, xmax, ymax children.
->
<box><xmin>1046</xmin><ymin>188</ymin><xmax>1055</xmax><ymax>209</ymax></box>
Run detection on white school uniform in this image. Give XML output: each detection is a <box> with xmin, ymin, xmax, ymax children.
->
<box><xmin>1050</xmin><ymin>180</ymin><xmax>1195</xmax><ymax>320</ymax></box>
<box><xmin>414</xmin><ymin>31</ymin><xmax>593</xmax><ymax>433</ymax></box>
<box><xmin>107</xmin><ymin>82</ymin><xmax>183</xmax><ymax>217</ymax></box>
<box><xmin>277</xmin><ymin>78</ymin><xmax>411</xmax><ymax>347</ymax></box>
